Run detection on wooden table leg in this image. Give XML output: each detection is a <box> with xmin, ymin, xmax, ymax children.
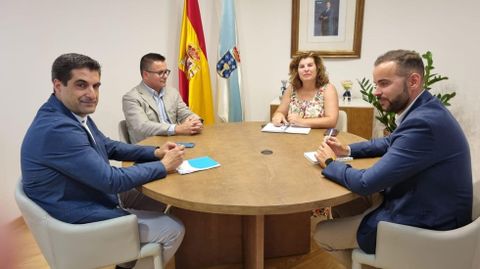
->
<box><xmin>242</xmin><ymin>215</ymin><xmax>264</xmax><ymax>269</ymax></box>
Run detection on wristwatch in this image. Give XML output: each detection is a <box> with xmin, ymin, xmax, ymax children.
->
<box><xmin>324</xmin><ymin>157</ymin><xmax>334</xmax><ymax>166</ymax></box>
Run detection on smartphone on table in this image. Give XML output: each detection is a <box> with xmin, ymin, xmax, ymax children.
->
<box><xmin>324</xmin><ymin>128</ymin><xmax>338</xmax><ymax>137</ymax></box>
<box><xmin>177</xmin><ymin>142</ymin><xmax>195</xmax><ymax>148</ymax></box>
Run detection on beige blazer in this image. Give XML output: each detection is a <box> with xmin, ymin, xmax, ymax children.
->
<box><xmin>122</xmin><ymin>82</ymin><xmax>197</xmax><ymax>143</ymax></box>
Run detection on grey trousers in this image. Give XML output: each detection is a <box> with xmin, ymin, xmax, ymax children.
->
<box><xmin>118</xmin><ymin>188</ymin><xmax>185</xmax><ymax>267</ymax></box>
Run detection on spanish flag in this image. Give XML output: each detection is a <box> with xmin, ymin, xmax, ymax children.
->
<box><xmin>178</xmin><ymin>0</ymin><xmax>215</xmax><ymax>124</ymax></box>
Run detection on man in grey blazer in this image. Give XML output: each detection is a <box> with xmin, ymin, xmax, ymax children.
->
<box><xmin>314</xmin><ymin>50</ymin><xmax>472</xmax><ymax>267</ymax></box>
<box><xmin>123</xmin><ymin>53</ymin><xmax>203</xmax><ymax>144</ymax></box>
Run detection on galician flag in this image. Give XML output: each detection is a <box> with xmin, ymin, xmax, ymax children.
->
<box><xmin>178</xmin><ymin>0</ymin><xmax>215</xmax><ymax>124</ymax></box>
<box><xmin>216</xmin><ymin>0</ymin><xmax>243</xmax><ymax>122</ymax></box>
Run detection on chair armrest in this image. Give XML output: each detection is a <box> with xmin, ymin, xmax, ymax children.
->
<box><xmin>48</xmin><ymin>214</ymin><xmax>141</xmax><ymax>268</ymax></box>
<box><xmin>374</xmin><ymin>220</ymin><xmax>480</xmax><ymax>269</ymax></box>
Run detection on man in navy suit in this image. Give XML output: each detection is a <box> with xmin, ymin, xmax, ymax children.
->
<box><xmin>21</xmin><ymin>53</ymin><xmax>185</xmax><ymax>268</ymax></box>
<box><xmin>313</xmin><ymin>50</ymin><xmax>472</xmax><ymax>267</ymax></box>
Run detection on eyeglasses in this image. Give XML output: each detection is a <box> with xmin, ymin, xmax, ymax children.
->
<box><xmin>145</xmin><ymin>69</ymin><xmax>171</xmax><ymax>77</ymax></box>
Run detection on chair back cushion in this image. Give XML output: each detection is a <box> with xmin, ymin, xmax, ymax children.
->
<box><xmin>375</xmin><ymin>219</ymin><xmax>480</xmax><ymax>269</ymax></box>
<box><xmin>15</xmin><ymin>181</ymin><xmax>57</xmax><ymax>266</ymax></box>
<box><xmin>336</xmin><ymin>110</ymin><xmax>348</xmax><ymax>132</ymax></box>
<box><xmin>118</xmin><ymin>120</ymin><xmax>131</xmax><ymax>143</ymax></box>
<box><xmin>15</xmin><ymin>180</ymin><xmax>142</xmax><ymax>269</ymax></box>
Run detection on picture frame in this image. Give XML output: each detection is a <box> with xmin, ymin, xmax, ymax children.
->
<box><xmin>291</xmin><ymin>0</ymin><xmax>365</xmax><ymax>58</ymax></box>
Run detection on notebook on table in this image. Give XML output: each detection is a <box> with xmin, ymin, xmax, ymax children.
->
<box><xmin>177</xmin><ymin>156</ymin><xmax>220</xmax><ymax>174</ymax></box>
<box><xmin>261</xmin><ymin>123</ymin><xmax>311</xmax><ymax>134</ymax></box>
<box><xmin>304</xmin><ymin>151</ymin><xmax>353</xmax><ymax>164</ymax></box>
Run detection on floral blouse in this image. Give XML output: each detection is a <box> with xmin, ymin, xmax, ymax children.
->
<box><xmin>288</xmin><ymin>86</ymin><xmax>326</xmax><ymax>118</ymax></box>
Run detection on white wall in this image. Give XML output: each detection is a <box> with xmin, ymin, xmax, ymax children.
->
<box><xmin>1</xmin><ymin>0</ymin><xmax>479</xmax><ymax>222</ymax></box>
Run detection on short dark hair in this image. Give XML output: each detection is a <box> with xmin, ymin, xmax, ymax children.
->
<box><xmin>375</xmin><ymin>50</ymin><xmax>424</xmax><ymax>80</ymax></box>
<box><xmin>51</xmin><ymin>53</ymin><xmax>101</xmax><ymax>85</ymax></box>
<box><xmin>140</xmin><ymin>53</ymin><xmax>166</xmax><ymax>74</ymax></box>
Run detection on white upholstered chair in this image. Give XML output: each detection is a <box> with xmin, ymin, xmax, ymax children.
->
<box><xmin>352</xmin><ymin>218</ymin><xmax>480</xmax><ymax>269</ymax></box>
<box><xmin>336</xmin><ymin>110</ymin><xmax>348</xmax><ymax>132</ymax></box>
<box><xmin>118</xmin><ymin>119</ymin><xmax>131</xmax><ymax>143</ymax></box>
<box><xmin>15</xmin><ymin>180</ymin><xmax>163</xmax><ymax>269</ymax></box>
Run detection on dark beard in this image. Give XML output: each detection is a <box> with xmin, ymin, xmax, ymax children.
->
<box><xmin>382</xmin><ymin>81</ymin><xmax>410</xmax><ymax>113</ymax></box>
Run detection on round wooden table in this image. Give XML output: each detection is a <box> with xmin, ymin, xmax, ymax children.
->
<box><xmin>125</xmin><ymin>122</ymin><xmax>377</xmax><ymax>269</ymax></box>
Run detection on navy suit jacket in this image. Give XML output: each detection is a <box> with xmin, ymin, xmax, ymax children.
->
<box><xmin>323</xmin><ymin>91</ymin><xmax>472</xmax><ymax>254</ymax></box>
<box><xmin>21</xmin><ymin>95</ymin><xmax>168</xmax><ymax>224</ymax></box>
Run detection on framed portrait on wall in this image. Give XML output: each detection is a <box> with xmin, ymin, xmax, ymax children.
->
<box><xmin>291</xmin><ymin>0</ymin><xmax>365</xmax><ymax>58</ymax></box>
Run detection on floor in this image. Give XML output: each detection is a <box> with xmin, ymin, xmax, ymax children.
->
<box><xmin>12</xmin><ymin>216</ymin><xmax>346</xmax><ymax>269</ymax></box>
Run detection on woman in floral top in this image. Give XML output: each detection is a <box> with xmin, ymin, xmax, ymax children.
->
<box><xmin>272</xmin><ymin>51</ymin><xmax>338</xmax><ymax>128</ymax></box>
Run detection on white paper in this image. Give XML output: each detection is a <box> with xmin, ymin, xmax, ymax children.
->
<box><xmin>304</xmin><ymin>151</ymin><xmax>353</xmax><ymax>164</ymax></box>
<box><xmin>176</xmin><ymin>156</ymin><xmax>221</xmax><ymax>175</ymax></box>
<box><xmin>261</xmin><ymin>122</ymin><xmax>288</xmax><ymax>133</ymax></box>
<box><xmin>304</xmin><ymin>151</ymin><xmax>319</xmax><ymax>164</ymax></box>
<box><xmin>261</xmin><ymin>123</ymin><xmax>311</xmax><ymax>134</ymax></box>
<box><xmin>286</xmin><ymin>126</ymin><xmax>311</xmax><ymax>134</ymax></box>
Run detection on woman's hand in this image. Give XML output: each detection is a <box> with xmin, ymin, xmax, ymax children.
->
<box><xmin>287</xmin><ymin>113</ymin><xmax>305</xmax><ymax>127</ymax></box>
<box><xmin>272</xmin><ymin>112</ymin><xmax>288</xmax><ymax>126</ymax></box>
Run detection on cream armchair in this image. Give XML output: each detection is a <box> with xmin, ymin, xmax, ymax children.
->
<box><xmin>336</xmin><ymin>110</ymin><xmax>348</xmax><ymax>132</ymax></box>
<box><xmin>118</xmin><ymin>119</ymin><xmax>131</xmax><ymax>144</ymax></box>
<box><xmin>352</xmin><ymin>218</ymin><xmax>480</xmax><ymax>269</ymax></box>
<box><xmin>15</xmin><ymin>181</ymin><xmax>163</xmax><ymax>269</ymax></box>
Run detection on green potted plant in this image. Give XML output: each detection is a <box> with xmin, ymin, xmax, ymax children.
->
<box><xmin>358</xmin><ymin>51</ymin><xmax>456</xmax><ymax>134</ymax></box>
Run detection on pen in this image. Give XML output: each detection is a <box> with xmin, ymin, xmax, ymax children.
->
<box><xmin>324</xmin><ymin>128</ymin><xmax>334</xmax><ymax>142</ymax></box>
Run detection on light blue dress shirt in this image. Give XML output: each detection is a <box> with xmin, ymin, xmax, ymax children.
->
<box><xmin>143</xmin><ymin>82</ymin><xmax>176</xmax><ymax>135</ymax></box>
